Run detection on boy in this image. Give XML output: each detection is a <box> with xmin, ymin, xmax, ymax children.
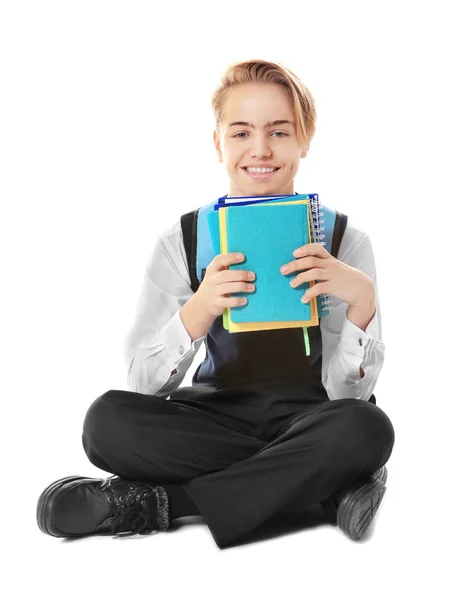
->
<box><xmin>36</xmin><ymin>59</ymin><xmax>395</xmax><ymax>549</ymax></box>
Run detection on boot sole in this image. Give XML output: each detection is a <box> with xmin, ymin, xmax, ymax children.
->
<box><xmin>336</xmin><ymin>477</ymin><xmax>386</xmax><ymax>540</ymax></box>
<box><xmin>36</xmin><ymin>475</ymin><xmax>96</xmax><ymax>537</ymax></box>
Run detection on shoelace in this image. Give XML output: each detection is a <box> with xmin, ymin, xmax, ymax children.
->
<box><xmin>99</xmin><ymin>477</ymin><xmax>170</xmax><ymax>536</ymax></box>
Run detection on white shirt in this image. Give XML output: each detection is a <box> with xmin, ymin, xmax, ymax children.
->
<box><xmin>123</xmin><ymin>217</ymin><xmax>385</xmax><ymax>402</ymax></box>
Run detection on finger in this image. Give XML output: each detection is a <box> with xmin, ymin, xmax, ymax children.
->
<box><xmin>293</xmin><ymin>242</ymin><xmax>328</xmax><ymax>258</ymax></box>
<box><xmin>302</xmin><ymin>281</ymin><xmax>326</xmax><ymax>303</ymax></box>
<box><xmin>212</xmin><ymin>252</ymin><xmax>246</xmax><ymax>271</ymax></box>
<box><xmin>290</xmin><ymin>268</ymin><xmax>326</xmax><ymax>287</ymax></box>
<box><xmin>281</xmin><ymin>255</ymin><xmax>321</xmax><ymax>275</ymax></box>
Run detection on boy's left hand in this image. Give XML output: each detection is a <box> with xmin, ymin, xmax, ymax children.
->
<box><xmin>280</xmin><ymin>242</ymin><xmax>375</xmax><ymax>307</ymax></box>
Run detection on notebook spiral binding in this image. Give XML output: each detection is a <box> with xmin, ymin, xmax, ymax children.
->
<box><xmin>309</xmin><ymin>194</ymin><xmax>331</xmax><ymax>315</ymax></box>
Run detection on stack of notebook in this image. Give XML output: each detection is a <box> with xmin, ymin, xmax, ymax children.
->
<box><xmin>206</xmin><ymin>193</ymin><xmax>329</xmax><ymax>335</ymax></box>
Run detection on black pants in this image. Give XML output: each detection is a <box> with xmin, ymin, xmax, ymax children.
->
<box><xmin>82</xmin><ymin>384</ymin><xmax>395</xmax><ymax>548</ymax></box>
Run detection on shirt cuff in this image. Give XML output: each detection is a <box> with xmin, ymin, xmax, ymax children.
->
<box><xmin>159</xmin><ymin>309</ymin><xmax>206</xmax><ymax>374</ymax></box>
<box><xmin>339</xmin><ymin>309</ymin><xmax>377</xmax><ymax>359</ymax></box>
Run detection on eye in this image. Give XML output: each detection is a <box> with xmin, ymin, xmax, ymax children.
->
<box><xmin>233</xmin><ymin>131</ymin><xmax>288</xmax><ymax>139</ymax></box>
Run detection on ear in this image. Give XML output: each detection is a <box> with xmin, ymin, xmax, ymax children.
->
<box><xmin>300</xmin><ymin>144</ymin><xmax>309</xmax><ymax>159</ymax></box>
<box><xmin>213</xmin><ymin>130</ymin><xmax>223</xmax><ymax>163</ymax></box>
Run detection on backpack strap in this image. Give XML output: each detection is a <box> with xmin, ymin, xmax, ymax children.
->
<box><xmin>330</xmin><ymin>211</ymin><xmax>348</xmax><ymax>258</ymax></box>
<box><xmin>180</xmin><ymin>208</ymin><xmax>200</xmax><ymax>294</ymax></box>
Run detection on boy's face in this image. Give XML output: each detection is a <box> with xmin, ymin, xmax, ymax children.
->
<box><xmin>214</xmin><ymin>82</ymin><xmax>308</xmax><ymax>197</ymax></box>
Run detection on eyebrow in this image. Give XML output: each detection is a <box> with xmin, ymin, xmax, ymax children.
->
<box><xmin>227</xmin><ymin>119</ymin><xmax>294</xmax><ymax>129</ymax></box>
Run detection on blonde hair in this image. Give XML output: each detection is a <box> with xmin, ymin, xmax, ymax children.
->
<box><xmin>212</xmin><ymin>59</ymin><xmax>317</xmax><ymax>152</ymax></box>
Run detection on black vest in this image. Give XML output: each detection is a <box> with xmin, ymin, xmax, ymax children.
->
<box><xmin>180</xmin><ymin>205</ymin><xmax>376</xmax><ymax>405</ymax></box>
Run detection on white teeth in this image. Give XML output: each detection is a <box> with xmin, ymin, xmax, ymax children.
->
<box><xmin>246</xmin><ymin>167</ymin><xmax>277</xmax><ymax>173</ymax></box>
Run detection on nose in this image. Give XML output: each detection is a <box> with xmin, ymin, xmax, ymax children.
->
<box><xmin>250</xmin><ymin>136</ymin><xmax>273</xmax><ymax>158</ymax></box>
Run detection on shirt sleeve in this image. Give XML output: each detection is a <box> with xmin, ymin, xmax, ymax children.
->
<box><xmin>123</xmin><ymin>228</ymin><xmax>206</xmax><ymax>398</ymax></box>
<box><xmin>320</xmin><ymin>230</ymin><xmax>385</xmax><ymax>402</ymax></box>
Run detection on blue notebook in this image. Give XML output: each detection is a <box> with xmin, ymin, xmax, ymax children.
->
<box><xmin>225</xmin><ymin>202</ymin><xmax>312</xmax><ymax>323</ymax></box>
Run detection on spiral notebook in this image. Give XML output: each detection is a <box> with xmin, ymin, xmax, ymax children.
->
<box><xmin>208</xmin><ymin>197</ymin><xmax>320</xmax><ymax>334</ymax></box>
<box><xmin>207</xmin><ymin>193</ymin><xmax>330</xmax><ymax>319</ymax></box>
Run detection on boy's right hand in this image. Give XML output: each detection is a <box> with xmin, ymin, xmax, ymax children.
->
<box><xmin>196</xmin><ymin>253</ymin><xmax>256</xmax><ymax>319</ymax></box>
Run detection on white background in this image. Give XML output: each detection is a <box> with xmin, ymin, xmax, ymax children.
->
<box><xmin>2</xmin><ymin>0</ymin><xmax>457</xmax><ymax>598</ymax></box>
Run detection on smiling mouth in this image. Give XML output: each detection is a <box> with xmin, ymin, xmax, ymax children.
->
<box><xmin>242</xmin><ymin>167</ymin><xmax>280</xmax><ymax>182</ymax></box>
<box><xmin>242</xmin><ymin>167</ymin><xmax>280</xmax><ymax>172</ymax></box>
<box><xmin>243</xmin><ymin>167</ymin><xmax>280</xmax><ymax>176</ymax></box>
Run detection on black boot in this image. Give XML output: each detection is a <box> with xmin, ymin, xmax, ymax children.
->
<box><xmin>320</xmin><ymin>465</ymin><xmax>388</xmax><ymax>531</ymax></box>
<box><xmin>37</xmin><ymin>475</ymin><xmax>170</xmax><ymax>538</ymax></box>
